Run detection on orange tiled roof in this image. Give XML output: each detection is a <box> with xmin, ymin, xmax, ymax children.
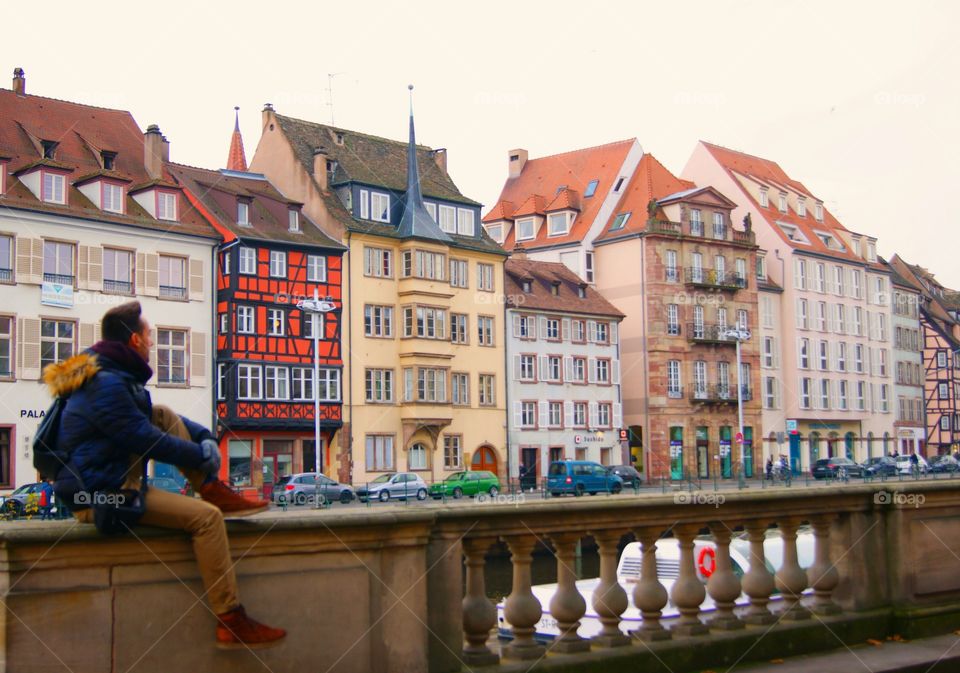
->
<box><xmin>511</xmin><ymin>193</ymin><xmax>548</xmax><ymax>218</ymax></box>
<box><xmin>226</xmin><ymin>109</ymin><xmax>247</xmax><ymax>172</ymax></box>
<box><xmin>595</xmin><ymin>153</ymin><xmax>695</xmax><ymax>241</ymax></box>
<box><xmin>486</xmin><ymin>139</ymin><xmax>635</xmax><ymax>250</ymax></box>
<box><xmin>701</xmin><ymin>141</ymin><xmax>864</xmax><ymax>264</ymax></box>
<box><xmin>484</xmin><ymin>199</ymin><xmax>515</xmax><ymax>221</ymax></box>
<box><xmin>545</xmin><ymin>187</ymin><xmax>581</xmax><ymax>213</ymax></box>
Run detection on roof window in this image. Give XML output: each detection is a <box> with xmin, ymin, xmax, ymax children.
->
<box><xmin>614</xmin><ymin>177</ymin><xmax>625</xmax><ymax>192</ymax></box>
<box><xmin>41</xmin><ymin>140</ymin><xmax>58</xmax><ymax>159</ymax></box>
<box><xmin>584</xmin><ymin>179</ymin><xmax>599</xmax><ymax>198</ymax></box>
<box><xmin>610</xmin><ymin>212</ymin><xmax>631</xmax><ymax>231</ymax></box>
<box><xmin>101</xmin><ymin>151</ymin><xmax>117</xmax><ymax>170</ymax></box>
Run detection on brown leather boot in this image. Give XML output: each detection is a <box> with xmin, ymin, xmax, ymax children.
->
<box><xmin>216</xmin><ymin>605</ymin><xmax>286</xmax><ymax>650</ymax></box>
<box><xmin>198</xmin><ymin>480</ymin><xmax>269</xmax><ymax>517</ymax></box>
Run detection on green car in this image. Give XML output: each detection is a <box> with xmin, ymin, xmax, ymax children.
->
<box><xmin>429</xmin><ymin>471</ymin><xmax>500</xmax><ymax>499</ymax></box>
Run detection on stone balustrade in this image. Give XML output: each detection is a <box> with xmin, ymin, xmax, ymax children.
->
<box><xmin>3</xmin><ymin>481</ymin><xmax>960</xmax><ymax>673</ymax></box>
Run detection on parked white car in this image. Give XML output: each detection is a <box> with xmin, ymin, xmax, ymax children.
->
<box><xmin>896</xmin><ymin>455</ymin><xmax>929</xmax><ymax>475</ymax></box>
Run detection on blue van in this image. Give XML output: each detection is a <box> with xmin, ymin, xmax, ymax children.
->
<box><xmin>547</xmin><ymin>461</ymin><xmax>623</xmax><ymax>497</ymax></box>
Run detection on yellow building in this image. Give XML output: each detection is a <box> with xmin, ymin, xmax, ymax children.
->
<box><xmin>251</xmin><ymin>103</ymin><xmax>508</xmax><ymax>485</ymax></box>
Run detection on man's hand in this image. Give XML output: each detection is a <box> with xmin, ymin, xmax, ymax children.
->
<box><xmin>199</xmin><ymin>439</ymin><xmax>221</xmax><ymax>476</ymax></box>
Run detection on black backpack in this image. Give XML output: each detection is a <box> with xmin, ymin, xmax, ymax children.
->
<box><xmin>33</xmin><ymin>395</ymin><xmax>70</xmax><ymax>481</ymax></box>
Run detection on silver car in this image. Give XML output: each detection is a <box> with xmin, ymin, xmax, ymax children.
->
<box><xmin>272</xmin><ymin>473</ymin><xmax>356</xmax><ymax>505</ymax></box>
<box><xmin>356</xmin><ymin>472</ymin><xmax>428</xmax><ymax>502</ymax></box>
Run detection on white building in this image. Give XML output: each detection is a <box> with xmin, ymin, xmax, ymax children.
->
<box><xmin>0</xmin><ymin>71</ymin><xmax>220</xmax><ymax>491</ymax></box>
<box><xmin>504</xmin><ymin>254</ymin><xmax>624</xmax><ymax>483</ymax></box>
<box><xmin>887</xmin><ymin>263</ymin><xmax>925</xmax><ymax>454</ymax></box>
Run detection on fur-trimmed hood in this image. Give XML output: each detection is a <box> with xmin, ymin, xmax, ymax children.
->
<box><xmin>43</xmin><ymin>352</ymin><xmax>101</xmax><ymax>397</ymax></box>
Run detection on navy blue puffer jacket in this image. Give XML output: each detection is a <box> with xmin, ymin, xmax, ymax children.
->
<box><xmin>46</xmin><ymin>342</ymin><xmax>210</xmax><ymax>504</ymax></box>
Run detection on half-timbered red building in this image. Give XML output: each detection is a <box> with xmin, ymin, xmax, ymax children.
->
<box><xmin>168</xmin><ymin>157</ymin><xmax>345</xmax><ymax>498</ymax></box>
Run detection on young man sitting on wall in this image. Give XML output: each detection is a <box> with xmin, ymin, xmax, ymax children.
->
<box><xmin>46</xmin><ymin>301</ymin><xmax>286</xmax><ymax>650</ymax></box>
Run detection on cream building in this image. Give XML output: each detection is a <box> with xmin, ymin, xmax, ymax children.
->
<box><xmin>0</xmin><ymin>74</ymin><xmax>219</xmax><ymax>491</ymax></box>
<box><xmin>251</xmin><ymin>104</ymin><xmax>508</xmax><ymax>484</ymax></box>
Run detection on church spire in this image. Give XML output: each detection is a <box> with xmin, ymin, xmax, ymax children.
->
<box><xmin>226</xmin><ymin>106</ymin><xmax>247</xmax><ymax>172</ymax></box>
<box><xmin>396</xmin><ymin>86</ymin><xmax>451</xmax><ymax>241</ymax></box>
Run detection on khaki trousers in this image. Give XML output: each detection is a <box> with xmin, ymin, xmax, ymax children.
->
<box><xmin>74</xmin><ymin>405</ymin><xmax>240</xmax><ymax>614</ymax></box>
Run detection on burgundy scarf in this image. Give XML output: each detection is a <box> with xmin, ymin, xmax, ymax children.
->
<box><xmin>90</xmin><ymin>341</ymin><xmax>153</xmax><ymax>384</ymax></box>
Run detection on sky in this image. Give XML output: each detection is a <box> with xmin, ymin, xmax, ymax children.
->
<box><xmin>7</xmin><ymin>0</ymin><xmax>959</xmax><ymax>286</ymax></box>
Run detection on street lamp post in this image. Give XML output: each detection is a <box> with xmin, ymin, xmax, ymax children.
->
<box><xmin>296</xmin><ymin>289</ymin><xmax>337</xmax><ymax>508</ymax></box>
<box><xmin>721</xmin><ymin>327</ymin><xmax>752</xmax><ymax>487</ymax></box>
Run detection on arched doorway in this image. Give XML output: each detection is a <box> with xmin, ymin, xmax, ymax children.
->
<box><xmin>471</xmin><ymin>445</ymin><xmax>498</xmax><ymax>474</ymax></box>
<box><xmin>827</xmin><ymin>432</ymin><xmax>840</xmax><ymax>458</ymax></box>
<box><xmin>845</xmin><ymin>432</ymin><xmax>856</xmax><ymax>460</ymax></box>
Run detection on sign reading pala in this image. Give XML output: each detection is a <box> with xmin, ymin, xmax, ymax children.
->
<box><xmin>41</xmin><ymin>282</ymin><xmax>74</xmax><ymax>308</ymax></box>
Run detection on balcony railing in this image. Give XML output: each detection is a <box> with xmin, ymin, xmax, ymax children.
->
<box><xmin>0</xmin><ymin>267</ymin><xmax>11</xmax><ymax>282</ymax></box>
<box><xmin>690</xmin><ymin>384</ymin><xmax>753</xmax><ymax>403</ymax></box>
<box><xmin>686</xmin><ymin>323</ymin><xmax>737</xmax><ymax>344</ymax></box>
<box><xmin>684</xmin><ymin>268</ymin><xmax>747</xmax><ymax>290</ymax></box>
<box><xmin>159</xmin><ymin>284</ymin><xmax>187</xmax><ymax>299</ymax></box>
<box><xmin>42</xmin><ymin>272</ymin><xmax>74</xmax><ymax>285</ymax></box>
<box><xmin>732</xmin><ymin>229</ymin><xmax>756</xmax><ymax>245</ymax></box>
<box><xmin>667</xmin><ymin>386</ymin><xmax>684</xmax><ymax>399</ymax></box>
<box><xmin>103</xmin><ymin>279</ymin><xmax>133</xmax><ymax>295</ymax></box>
<box><xmin>647</xmin><ymin>219</ymin><xmax>683</xmax><ymax>236</ymax></box>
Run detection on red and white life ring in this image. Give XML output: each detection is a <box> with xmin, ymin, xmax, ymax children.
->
<box><xmin>697</xmin><ymin>546</ymin><xmax>717</xmax><ymax>578</ymax></box>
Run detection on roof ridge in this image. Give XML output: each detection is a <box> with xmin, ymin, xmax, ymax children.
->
<box><xmin>0</xmin><ymin>87</ymin><xmax>135</xmax><ymax>115</ymax></box>
<box><xmin>526</xmin><ymin>138</ymin><xmax>635</xmax><ymax>163</ymax></box>
<box><xmin>275</xmin><ymin>113</ymin><xmax>435</xmax><ymax>151</ymax></box>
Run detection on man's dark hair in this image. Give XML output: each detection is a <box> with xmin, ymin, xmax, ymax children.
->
<box><xmin>101</xmin><ymin>301</ymin><xmax>145</xmax><ymax>343</ymax></box>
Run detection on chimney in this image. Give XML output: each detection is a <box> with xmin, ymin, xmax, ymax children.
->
<box><xmin>508</xmin><ymin>148</ymin><xmax>528</xmax><ymax>178</ymax></box>
<box><xmin>262</xmin><ymin>103</ymin><xmax>276</xmax><ymax>132</ymax></box>
<box><xmin>12</xmin><ymin>68</ymin><xmax>25</xmax><ymax>96</ymax></box>
<box><xmin>313</xmin><ymin>147</ymin><xmax>328</xmax><ymax>191</ymax></box>
<box><xmin>432</xmin><ymin>148</ymin><xmax>447</xmax><ymax>173</ymax></box>
<box><xmin>161</xmin><ymin>135</ymin><xmax>170</xmax><ymax>163</ymax></box>
<box><xmin>144</xmin><ymin>124</ymin><xmax>164</xmax><ymax>179</ymax></box>
<box><xmin>512</xmin><ymin>243</ymin><xmax>528</xmax><ymax>261</ymax></box>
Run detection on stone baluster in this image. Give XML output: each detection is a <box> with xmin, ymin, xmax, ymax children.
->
<box><xmin>590</xmin><ymin>530</ymin><xmax>631</xmax><ymax>647</ymax></box>
<box><xmin>706</xmin><ymin>523</ymin><xmax>744</xmax><ymax>630</ymax></box>
<box><xmin>502</xmin><ymin>536</ymin><xmax>546</xmax><ymax>660</ymax></box>
<box><xmin>669</xmin><ymin>524</ymin><xmax>709</xmax><ymax>636</ymax></box>
<box><xmin>808</xmin><ymin>514</ymin><xmax>841</xmax><ymax>615</ymax></box>
<box><xmin>632</xmin><ymin>527</ymin><xmax>671</xmax><ymax>641</ymax></box>
<box><xmin>461</xmin><ymin>537</ymin><xmax>499</xmax><ymax>666</ymax></box>
<box><xmin>741</xmin><ymin>520</ymin><xmax>777</xmax><ymax>625</ymax></box>
<box><xmin>548</xmin><ymin>533</ymin><xmax>590</xmax><ymax>653</ymax></box>
<box><xmin>775</xmin><ymin>518</ymin><xmax>811</xmax><ymax>620</ymax></box>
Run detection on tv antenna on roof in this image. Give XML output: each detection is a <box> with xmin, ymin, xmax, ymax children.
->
<box><xmin>326</xmin><ymin>72</ymin><xmax>345</xmax><ymax>126</ymax></box>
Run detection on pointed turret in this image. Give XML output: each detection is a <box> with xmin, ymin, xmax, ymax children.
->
<box><xmin>396</xmin><ymin>86</ymin><xmax>452</xmax><ymax>241</ymax></box>
<box><xmin>226</xmin><ymin>106</ymin><xmax>247</xmax><ymax>172</ymax></box>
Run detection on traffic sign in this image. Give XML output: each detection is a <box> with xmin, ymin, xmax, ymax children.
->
<box><xmin>735</xmin><ymin>432</ymin><xmax>744</xmax><ymax>445</ymax></box>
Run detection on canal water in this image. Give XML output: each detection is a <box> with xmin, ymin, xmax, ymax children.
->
<box><xmin>482</xmin><ymin>543</ymin><xmax>600</xmax><ymax>601</ymax></box>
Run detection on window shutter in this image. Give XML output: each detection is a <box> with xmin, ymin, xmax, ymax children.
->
<box><xmin>79</xmin><ymin>322</ymin><xmax>97</xmax><ymax>350</ymax></box>
<box><xmin>189</xmin><ymin>258</ymin><xmax>204</xmax><ymax>301</ymax></box>
<box><xmin>16</xmin><ymin>237</ymin><xmax>42</xmax><ymax>284</ymax></box>
<box><xmin>561</xmin><ymin>318</ymin><xmax>571</xmax><ymax>341</ymax></box>
<box><xmin>512</xmin><ymin>314</ymin><xmax>521</xmax><ymax>337</ymax></box>
<box><xmin>78</xmin><ymin>245</ymin><xmax>89</xmax><ymax>289</ymax></box>
<box><xmin>794</xmin><ymin>300</ymin><xmax>803</xmax><ymax>329</ymax></box>
<box><xmin>611</xmin><ymin>360</ymin><xmax>621</xmax><ymax>384</ymax></box>
<box><xmin>513</xmin><ymin>355</ymin><xmax>522</xmax><ymax>380</ymax></box>
<box><xmin>538</xmin><ymin>356</ymin><xmax>548</xmax><ymax>380</ymax></box>
<box><xmin>588</xmin><ymin>402</ymin><xmax>599</xmax><ymax>428</ymax></box>
<box><xmin>136</xmin><ymin>252</ymin><xmax>146</xmax><ymax>295</ymax></box>
<box><xmin>538</xmin><ymin>401</ymin><xmax>549</xmax><ymax>427</ymax></box>
<box><xmin>149</xmin><ymin>328</ymin><xmax>158</xmax><ymax>376</ymax></box>
<box><xmin>587</xmin><ymin>320</ymin><xmax>597</xmax><ymax>343</ymax></box>
<box><xmin>563</xmin><ymin>401</ymin><xmax>574</xmax><ymax>428</ymax></box>
<box><xmin>143</xmin><ymin>253</ymin><xmax>159</xmax><ymax>296</ymax></box>
<box><xmin>539</xmin><ymin>317</ymin><xmax>548</xmax><ymax>337</ymax></box>
<box><xmin>191</xmin><ymin>331</ymin><xmax>207</xmax><ymax>387</ymax></box>
<box><xmin>588</xmin><ymin>358</ymin><xmax>597</xmax><ymax>383</ymax></box>
<box><xmin>513</xmin><ymin>401</ymin><xmax>523</xmax><ymax>428</ymax></box>
<box><xmin>610</xmin><ymin>322</ymin><xmax>619</xmax><ymax>344</ymax></box>
<box><xmin>564</xmin><ymin>356</ymin><xmax>573</xmax><ymax>380</ymax></box>
<box><xmin>18</xmin><ymin>317</ymin><xmax>41</xmax><ymax>379</ymax></box>
<box><xmin>613</xmin><ymin>403</ymin><xmax>623</xmax><ymax>429</ymax></box>
<box><xmin>529</xmin><ymin>317</ymin><xmax>537</xmax><ymax>339</ymax></box>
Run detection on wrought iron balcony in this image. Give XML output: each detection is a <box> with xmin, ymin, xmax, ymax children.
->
<box><xmin>666</xmin><ymin>386</ymin><xmax>684</xmax><ymax>399</ymax></box>
<box><xmin>43</xmin><ymin>273</ymin><xmax>74</xmax><ymax>285</ymax></box>
<box><xmin>0</xmin><ymin>268</ymin><xmax>12</xmax><ymax>282</ymax></box>
<box><xmin>690</xmin><ymin>384</ymin><xmax>753</xmax><ymax>404</ymax></box>
<box><xmin>684</xmin><ymin>268</ymin><xmax>747</xmax><ymax>290</ymax></box>
<box><xmin>103</xmin><ymin>279</ymin><xmax>133</xmax><ymax>295</ymax></box>
<box><xmin>686</xmin><ymin>323</ymin><xmax>738</xmax><ymax>345</ymax></box>
<box><xmin>159</xmin><ymin>284</ymin><xmax>187</xmax><ymax>300</ymax></box>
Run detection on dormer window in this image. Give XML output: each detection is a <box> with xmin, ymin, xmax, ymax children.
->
<box><xmin>237</xmin><ymin>200</ymin><xmax>251</xmax><ymax>226</ymax></box>
<box><xmin>852</xmin><ymin>238</ymin><xmax>862</xmax><ymax>257</ymax></box>
<box><xmin>815</xmin><ymin>202</ymin><xmax>823</xmax><ymax>222</ymax></box>
<box><xmin>522</xmin><ymin>280</ymin><xmax>532</xmax><ymax>292</ymax></box>
<box><xmin>370</xmin><ymin>191</ymin><xmax>390</xmax><ymax>223</ymax></box>
<box><xmin>484</xmin><ymin>223</ymin><xmax>504</xmax><ymax>244</ymax></box>
<box><xmin>797</xmin><ymin>197</ymin><xmax>806</xmax><ymax>217</ymax></box>
<box><xmin>584</xmin><ymin>179</ymin><xmax>599</xmax><ymax>198</ymax></box>
<box><xmin>516</xmin><ymin>218</ymin><xmax>535</xmax><ymax>241</ymax></box>
<box><xmin>288</xmin><ymin>209</ymin><xmax>300</xmax><ymax>232</ymax></box>
<box><xmin>438</xmin><ymin>205</ymin><xmax>456</xmax><ymax>233</ymax></box>
<box><xmin>42</xmin><ymin>171</ymin><xmax>66</xmax><ymax>204</ymax></box>
<box><xmin>335</xmin><ymin>132</ymin><xmax>345</xmax><ymax>145</ymax></box>
<box><xmin>102</xmin><ymin>182</ymin><xmax>124</xmax><ymax>214</ymax></box>
<box><xmin>547</xmin><ymin>212</ymin><xmax>571</xmax><ymax>236</ymax></box>
<box><xmin>578</xmin><ymin>284</ymin><xmax>587</xmax><ymax>298</ymax></box>
<box><xmin>866</xmin><ymin>241</ymin><xmax>877</xmax><ymax>262</ymax></box>
<box><xmin>457</xmin><ymin>208</ymin><xmax>475</xmax><ymax>236</ymax></box>
<box><xmin>759</xmin><ymin>187</ymin><xmax>768</xmax><ymax>207</ymax></box>
<box><xmin>157</xmin><ymin>191</ymin><xmax>177</xmax><ymax>221</ymax></box>
<box><xmin>41</xmin><ymin>140</ymin><xmax>58</xmax><ymax>160</ymax></box>
<box><xmin>778</xmin><ymin>192</ymin><xmax>787</xmax><ymax>213</ymax></box>
<box><xmin>551</xmin><ymin>281</ymin><xmax>560</xmax><ymax>296</ymax></box>
<box><xmin>101</xmin><ymin>151</ymin><xmax>117</xmax><ymax>170</ymax></box>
